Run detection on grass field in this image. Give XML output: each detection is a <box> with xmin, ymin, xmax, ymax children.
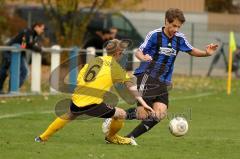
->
<box><xmin>0</xmin><ymin>76</ymin><xmax>240</xmax><ymax>159</ymax></box>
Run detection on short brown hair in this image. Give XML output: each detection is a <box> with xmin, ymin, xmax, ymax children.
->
<box><xmin>105</xmin><ymin>39</ymin><xmax>130</xmax><ymax>55</ymax></box>
<box><xmin>105</xmin><ymin>39</ymin><xmax>121</xmax><ymax>55</ymax></box>
<box><xmin>31</xmin><ymin>22</ymin><xmax>45</xmax><ymax>29</ymax></box>
<box><xmin>165</xmin><ymin>8</ymin><xmax>185</xmax><ymax>24</ymax></box>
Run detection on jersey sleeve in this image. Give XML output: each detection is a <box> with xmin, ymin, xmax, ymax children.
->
<box><xmin>26</xmin><ymin>31</ymin><xmax>42</xmax><ymax>52</ymax></box>
<box><xmin>112</xmin><ymin>61</ymin><xmax>131</xmax><ymax>83</ymax></box>
<box><xmin>139</xmin><ymin>31</ymin><xmax>156</xmax><ymax>55</ymax></box>
<box><xmin>178</xmin><ymin>33</ymin><xmax>193</xmax><ymax>53</ymax></box>
<box><xmin>7</xmin><ymin>30</ymin><xmax>25</xmax><ymax>46</ymax></box>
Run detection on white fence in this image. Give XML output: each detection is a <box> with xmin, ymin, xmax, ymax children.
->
<box><xmin>0</xmin><ymin>45</ymin><xmax>139</xmax><ymax>95</ymax></box>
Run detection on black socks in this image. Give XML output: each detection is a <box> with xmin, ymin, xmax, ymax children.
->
<box><xmin>126</xmin><ymin>118</ymin><xmax>160</xmax><ymax>138</ymax></box>
<box><xmin>125</xmin><ymin>107</ymin><xmax>137</xmax><ymax>120</ymax></box>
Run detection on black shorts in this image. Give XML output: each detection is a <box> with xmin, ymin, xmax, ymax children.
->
<box><xmin>70</xmin><ymin>101</ymin><xmax>116</xmax><ymax>118</ymax></box>
<box><xmin>136</xmin><ymin>73</ymin><xmax>169</xmax><ymax>107</ymax></box>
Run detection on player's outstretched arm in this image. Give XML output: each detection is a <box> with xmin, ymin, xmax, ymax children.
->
<box><xmin>190</xmin><ymin>43</ymin><xmax>218</xmax><ymax>57</ymax></box>
<box><xmin>124</xmin><ymin>80</ymin><xmax>154</xmax><ymax>113</ymax></box>
<box><xmin>135</xmin><ymin>50</ymin><xmax>152</xmax><ymax>61</ymax></box>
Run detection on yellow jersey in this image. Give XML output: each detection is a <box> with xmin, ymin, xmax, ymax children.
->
<box><xmin>72</xmin><ymin>56</ymin><xmax>131</xmax><ymax>107</ymax></box>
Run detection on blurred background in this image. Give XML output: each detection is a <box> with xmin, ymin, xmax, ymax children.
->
<box><xmin>0</xmin><ymin>0</ymin><xmax>240</xmax><ymax>94</ymax></box>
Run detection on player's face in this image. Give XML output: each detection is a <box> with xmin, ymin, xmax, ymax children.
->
<box><xmin>165</xmin><ymin>19</ymin><xmax>182</xmax><ymax>38</ymax></box>
<box><xmin>110</xmin><ymin>28</ymin><xmax>118</xmax><ymax>39</ymax></box>
<box><xmin>103</xmin><ymin>33</ymin><xmax>111</xmax><ymax>41</ymax></box>
<box><xmin>35</xmin><ymin>25</ymin><xmax>45</xmax><ymax>35</ymax></box>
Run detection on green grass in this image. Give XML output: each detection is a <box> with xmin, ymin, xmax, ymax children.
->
<box><xmin>0</xmin><ymin>76</ymin><xmax>240</xmax><ymax>159</ymax></box>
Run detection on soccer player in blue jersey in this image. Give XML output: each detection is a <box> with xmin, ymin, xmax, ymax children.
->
<box><xmin>103</xmin><ymin>8</ymin><xmax>218</xmax><ymax>142</ymax></box>
<box><xmin>125</xmin><ymin>8</ymin><xmax>218</xmax><ymax>140</ymax></box>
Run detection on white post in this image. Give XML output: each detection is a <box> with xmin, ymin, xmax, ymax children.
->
<box><xmin>103</xmin><ymin>49</ymin><xmax>107</xmax><ymax>56</ymax></box>
<box><xmin>31</xmin><ymin>52</ymin><xmax>42</xmax><ymax>93</ymax></box>
<box><xmin>132</xmin><ymin>48</ymin><xmax>140</xmax><ymax>70</ymax></box>
<box><xmin>50</xmin><ymin>45</ymin><xmax>61</xmax><ymax>93</ymax></box>
<box><xmin>86</xmin><ymin>47</ymin><xmax>96</xmax><ymax>62</ymax></box>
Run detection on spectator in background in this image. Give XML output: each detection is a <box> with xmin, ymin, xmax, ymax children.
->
<box><xmin>232</xmin><ymin>46</ymin><xmax>240</xmax><ymax>78</ymax></box>
<box><xmin>0</xmin><ymin>22</ymin><xmax>46</xmax><ymax>94</ymax></box>
<box><xmin>109</xmin><ymin>27</ymin><xmax>118</xmax><ymax>40</ymax></box>
<box><xmin>84</xmin><ymin>29</ymin><xmax>111</xmax><ymax>49</ymax></box>
<box><xmin>83</xmin><ymin>29</ymin><xmax>111</xmax><ymax>56</ymax></box>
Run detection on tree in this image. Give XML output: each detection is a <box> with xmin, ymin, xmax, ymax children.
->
<box><xmin>0</xmin><ymin>1</ymin><xmax>27</xmax><ymax>45</ymax></box>
<box><xmin>1</xmin><ymin>0</ymin><xmax>141</xmax><ymax>46</ymax></box>
<box><xmin>37</xmin><ymin>0</ymin><xmax>141</xmax><ymax>47</ymax></box>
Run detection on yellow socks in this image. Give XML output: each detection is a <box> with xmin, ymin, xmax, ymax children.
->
<box><xmin>40</xmin><ymin>116</ymin><xmax>125</xmax><ymax>141</ymax></box>
<box><xmin>108</xmin><ymin>119</ymin><xmax>124</xmax><ymax>137</ymax></box>
<box><xmin>40</xmin><ymin>117</ymin><xmax>70</xmax><ymax>141</ymax></box>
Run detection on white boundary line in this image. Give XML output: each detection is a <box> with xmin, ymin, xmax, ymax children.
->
<box><xmin>0</xmin><ymin>92</ymin><xmax>216</xmax><ymax>120</ymax></box>
<box><xmin>0</xmin><ymin>111</ymin><xmax>53</xmax><ymax>119</ymax></box>
<box><xmin>119</xmin><ymin>92</ymin><xmax>216</xmax><ymax>104</ymax></box>
<box><xmin>170</xmin><ymin>92</ymin><xmax>215</xmax><ymax>101</ymax></box>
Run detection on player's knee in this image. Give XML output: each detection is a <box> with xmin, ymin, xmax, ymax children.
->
<box><xmin>153</xmin><ymin>103</ymin><xmax>168</xmax><ymax>120</ymax></box>
<box><xmin>113</xmin><ymin>107</ymin><xmax>127</xmax><ymax>119</ymax></box>
<box><xmin>61</xmin><ymin>112</ymin><xmax>77</xmax><ymax>120</ymax></box>
<box><xmin>136</xmin><ymin>106</ymin><xmax>150</xmax><ymax>120</ymax></box>
<box><xmin>157</xmin><ymin>111</ymin><xmax>167</xmax><ymax>120</ymax></box>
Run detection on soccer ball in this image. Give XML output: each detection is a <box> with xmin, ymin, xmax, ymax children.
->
<box><xmin>169</xmin><ymin>117</ymin><xmax>188</xmax><ymax>137</ymax></box>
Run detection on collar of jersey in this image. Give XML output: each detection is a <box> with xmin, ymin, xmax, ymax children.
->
<box><xmin>101</xmin><ymin>55</ymin><xmax>113</xmax><ymax>61</ymax></box>
<box><xmin>162</xmin><ymin>27</ymin><xmax>174</xmax><ymax>41</ymax></box>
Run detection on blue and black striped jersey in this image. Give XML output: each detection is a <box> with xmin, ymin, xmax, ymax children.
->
<box><xmin>134</xmin><ymin>27</ymin><xmax>193</xmax><ymax>84</ymax></box>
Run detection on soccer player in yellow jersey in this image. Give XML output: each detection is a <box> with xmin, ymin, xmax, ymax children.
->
<box><xmin>35</xmin><ymin>39</ymin><xmax>154</xmax><ymax>145</ymax></box>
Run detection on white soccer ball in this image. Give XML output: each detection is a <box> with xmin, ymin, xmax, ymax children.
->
<box><xmin>169</xmin><ymin>117</ymin><xmax>188</xmax><ymax>137</ymax></box>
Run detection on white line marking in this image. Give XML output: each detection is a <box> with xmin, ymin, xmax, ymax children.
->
<box><xmin>119</xmin><ymin>92</ymin><xmax>216</xmax><ymax>104</ymax></box>
<box><xmin>0</xmin><ymin>111</ymin><xmax>53</xmax><ymax>119</ymax></box>
<box><xmin>0</xmin><ymin>92</ymin><xmax>216</xmax><ymax>120</ymax></box>
<box><xmin>171</xmin><ymin>92</ymin><xmax>215</xmax><ymax>101</ymax></box>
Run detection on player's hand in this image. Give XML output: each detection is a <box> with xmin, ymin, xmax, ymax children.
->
<box><xmin>205</xmin><ymin>43</ymin><xmax>218</xmax><ymax>56</ymax></box>
<box><xmin>142</xmin><ymin>104</ymin><xmax>155</xmax><ymax>114</ymax></box>
<box><xmin>143</xmin><ymin>54</ymin><xmax>152</xmax><ymax>61</ymax></box>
